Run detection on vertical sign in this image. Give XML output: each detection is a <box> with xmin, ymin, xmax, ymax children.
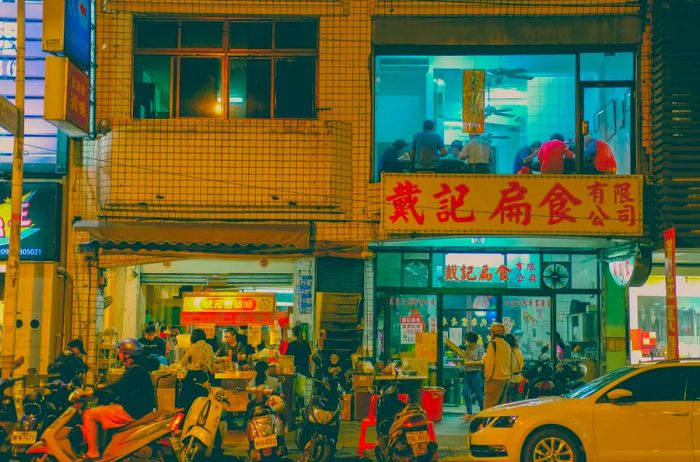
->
<box><xmin>64</xmin><ymin>0</ymin><xmax>91</xmax><ymax>71</ymax></box>
<box><xmin>663</xmin><ymin>227</ymin><xmax>679</xmax><ymax>359</ymax></box>
<box><xmin>462</xmin><ymin>70</ymin><xmax>485</xmax><ymax>134</ymax></box>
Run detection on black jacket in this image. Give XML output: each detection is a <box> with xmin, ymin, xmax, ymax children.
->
<box><xmin>100</xmin><ymin>363</ymin><xmax>155</xmax><ymax>419</ymax></box>
<box><xmin>47</xmin><ymin>350</ymin><xmax>87</xmax><ymax>383</ymax></box>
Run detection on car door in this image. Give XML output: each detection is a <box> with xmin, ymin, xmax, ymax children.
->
<box><xmin>593</xmin><ymin>366</ymin><xmax>693</xmax><ymax>462</ymax></box>
<box><xmin>690</xmin><ymin>367</ymin><xmax>700</xmax><ymax>462</ymax></box>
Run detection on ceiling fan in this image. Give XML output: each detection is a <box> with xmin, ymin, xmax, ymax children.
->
<box><xmin>487</xmin><ymin>67</ymin><xmax>534</xmax><ymax>86</ymax></box>
<box><xmin>485</xmin><ymin>105</ymin><xmax>515</xmax><ymax>118</ymax></box>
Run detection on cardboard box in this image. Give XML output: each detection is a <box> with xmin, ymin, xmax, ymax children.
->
<box><xmin>341</xmin><ymin>394</ymin><xmax>352</xmax><ymax>421</ymax></box>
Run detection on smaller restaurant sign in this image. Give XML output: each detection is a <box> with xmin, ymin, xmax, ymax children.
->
<box><xmin>663</xmin><ymin>228</ymin><xmax>679</xmax><ymax>359</ymax></box>
<box><xmin>181</xmin><ymin>292</ymin><xmax>278</xmax><ymax>325</ymax></box>
<box><xmin>381</xmin><ymin>174</ymin><xmax>643</xmax><ymax>236</ymax></box>
<box><xmin>44</xmin><ymin>56</ymin><xmax>90</xmax><ymax>137</ymax></box>
<box><xmin>400</xmin><ymin>316</ymin><xmax>424</xmax><ymax>344</ymax></box>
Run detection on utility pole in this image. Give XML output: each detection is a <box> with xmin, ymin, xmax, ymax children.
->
<box><xmin>1</xmin><ymin>0</ymin><xmax>26</xmax><ymax>378</ymax></box>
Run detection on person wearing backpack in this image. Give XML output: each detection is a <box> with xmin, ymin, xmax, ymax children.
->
<box><xmin>48</xmin><ymin>338</ymin><xmax>88</xmax><ymax>383</ymax></box>
<box><xmin>483</xmin><ymin>323</ymin><xmax>512</xmax><ymax>409</ymax></box>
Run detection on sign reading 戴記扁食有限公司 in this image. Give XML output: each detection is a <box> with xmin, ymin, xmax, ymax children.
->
<box><xmin>0</xmin><ymin>182</ymin><xmax>61</xmax><ymax>262</ymax></box>
<box><xmin>64</xmin><ymin>0</ymin><xmax>91</xmax><ymax>71</ymax></box>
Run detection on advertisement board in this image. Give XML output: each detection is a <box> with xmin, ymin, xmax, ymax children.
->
<box><xmin>44</xmin><ymin>56</ymin><xmax>90</xmax><ymax>136</ymax></box>
<box><xmin>42</xmin><ymin>0</ymin><xmax>91</xmax><ymax>71</ymax></box>
<box><xmin>180</xmin><ymin>292</ymin><xmax>278</xmax><ymax>325</ymax></box>
<box><xmin>0</xmin><ymin>182</ymin><xmax>61</xmax><ymax>262</ymax></box>
<box><xmin>663</xmin><ymin>227</ymin><xmax>679</xmax><ymax>359</ymax></box>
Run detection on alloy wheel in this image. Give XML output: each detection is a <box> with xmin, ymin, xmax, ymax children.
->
<box><xmin>532</xmin><ymin>436</ymin><xmax>574</xmax><ymax>462</ymax></box>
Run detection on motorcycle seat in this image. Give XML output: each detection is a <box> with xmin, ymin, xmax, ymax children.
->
<box><xmin>119</xmin><ymin>410</ymin><xmax>169</xmax><ymax>432</ymax></box>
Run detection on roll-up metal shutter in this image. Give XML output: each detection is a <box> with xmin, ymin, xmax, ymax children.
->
<box><xmin>316</xmin><ymin>257</ymin><xmax>364</xmax><ymax>293</ymax></box>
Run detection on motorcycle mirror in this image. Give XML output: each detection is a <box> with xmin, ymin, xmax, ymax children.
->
<box><xmin>13</xmin><ymin>356</ymin><xmax>24</xmax><ymax>369</ymax></box>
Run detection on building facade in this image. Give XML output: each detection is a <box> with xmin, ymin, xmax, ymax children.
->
<box><xmin>62</xmin><ymin>0</ymin><xmax>675</xmax><ymax>384</ymax></box>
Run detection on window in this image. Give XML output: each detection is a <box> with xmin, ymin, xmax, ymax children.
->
<box><xmin>611</xmin><ymin>367</ymin><xmax>688</xmax><ymax>402</ymax></box>
<box><xmin>133</xmin><ymin>18</ymin><xmax>318</xmax><ymax>119</ymax></box>
<box><xmin>688</xmin><ymin>367</ymin><xmax>700</xmax><ymax>400</ymax></box>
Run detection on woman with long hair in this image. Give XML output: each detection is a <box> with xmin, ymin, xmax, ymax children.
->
<box><xmin>504</xmin><ymin>333</ymin><xmax>525</xmax><ymax>402</ymax></box>
<box><xmin>179</xmin><ymin>328</ymin><xmax>216</xmax><ymax>413</ymax></box>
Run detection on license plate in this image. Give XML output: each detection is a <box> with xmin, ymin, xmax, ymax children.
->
<box><xmin>406</xmin><ymin>431</ymin><xmax>429</xmax><ymax>444</ymax></box>
<box><xmin>253</xmin><ymin>435</ymin><xmax>277</xmax><ymax>450</ymax></box>
<box><xmin>10</xmin><ymin>431</ymin><xmax>37</xmax><ymax>445</ymax></box>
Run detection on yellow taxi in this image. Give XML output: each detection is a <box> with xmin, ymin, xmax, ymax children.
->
<box><xmin>466</xmin><ymin>358</ymin><xmax>699</xmax><ymax>462</ymax></box>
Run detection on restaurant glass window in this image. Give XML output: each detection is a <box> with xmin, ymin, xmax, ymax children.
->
<box><xmin>376</xmin><ymin>253</ymin><xmax>402</xmax><ymax>287</ymax></box>
<box><xmin>133</xmin><ymin>55</ymin><xmax>171</xmax><ymax>119</ymax></box>
<box><xmin>557</xmin><ymin>294</ymin><xmax>600</xmax><ymax>376</ymax></box>
<box><xmin>582</xmin><ymin>85</ymin><xmax>632</xmax><ymax>174</ymax></box>
<box><xmin>133</xmin><ymin>18</ymin><xmax>318</xmax><ymax>120</ymax></box>
<box><xmin>388</xmin><ymin>294</ymin><xmax>438</xmax><ymax>377</ymax></box>
<box><xmin>503</xmin><ymin>296</ymin><xmax>552</xmax><ymax>361</ymax></box>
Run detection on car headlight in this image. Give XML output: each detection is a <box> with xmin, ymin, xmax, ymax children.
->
<box><xmin>492</xmin><ymin>416</ymin><xmax>518</xmax><ymax>428</ymax></box>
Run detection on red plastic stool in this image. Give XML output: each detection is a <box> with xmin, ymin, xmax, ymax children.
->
<box><xmin>358</xmin><ymin>393</ymin><xmax>411</xmax><ymax>457</ymax></box>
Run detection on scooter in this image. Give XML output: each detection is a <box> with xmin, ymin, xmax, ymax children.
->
<box><xmin>25</xmin><ymin>386</ymin><xmax>185</xmax><ymax>462</ymax></box>
<box><xmin>8</xmin><ymin>385</ymin><xmax>60</xmax><ymax>459</ymax></box>
<box><xmin>375</xmin><ymin>363</ymin><xmax>438</xmax><ymax>462</ymax></box>
<box><xmin>295</xmin><ymin>371</ymin><xmax>348</xmax><ymax>462</ymax></box>
<box><xmin>245</xmin><ymin>384</ymin><xmax>288</xmax><ymax>462</ymax></box>
<box><xmin>0</xmin><ymin>357</ymin><xmax>26</xmax><ymax>461</ymax></box>
<box><xmin>175</xmin><ymin>374</ymin><xmax>228</xmax><ymax>462</ymax></box>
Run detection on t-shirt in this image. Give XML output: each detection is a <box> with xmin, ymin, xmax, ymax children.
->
<box><xmin>412</xmin><ymin>131</ymin><xmax>445</xmax><ymax>169</ymax></box>
<box><xmin>538</xmin><ymin>139</ymin><xmax>574</xmax><ymax>174</ymax></box>
<box><xmin>139</xmin><ymin>336</ymin><xmax>166</xmax><ymax>357</ymax></box>
<box><xmin>513</xmin><ymin>146</ymin><xmax>533</xmax><ymax>173</ymax></box>
<box><xmin>462</xmin><ymin>344</ymin><xmax>485</xmax><ymax>373</ymax></box>
<box><xmin>286</xmin><ymin>339</ymin><xmax>312</xmax><ymax>376</ymax></box>
<box><xmin>379</xmin><ymin>147</ymin><xmax>403</xmax><ymax>174</ymax></box>
<box><xmin>585</xmin><ymin>139</ymin><xmax>617</xmax><ymax>174</ymax></box>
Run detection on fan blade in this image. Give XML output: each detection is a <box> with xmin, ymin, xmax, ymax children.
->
<box><xmin>510</xmin><ymin>74</ymin><xmax>534</xmax><ymax>80</ymax></box>
<box><xmin>504</xmin><ymin>68</ymin><xmax>528</xmax><ymax>75</ymax></box>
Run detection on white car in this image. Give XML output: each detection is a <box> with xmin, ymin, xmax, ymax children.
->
<box><xmin>466</xmin><ymin>358</ymin><xmax>699</xmax><ymax>462</ymax></box>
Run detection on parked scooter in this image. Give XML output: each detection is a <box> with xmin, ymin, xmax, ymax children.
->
<box><xmin>245</xmin><ymin>384</ymin><xmax>288</xmax><ymax>461</ymax></box>
<box><xmin>175</xmin><ymin>373</ymin><xmax>228</xmax><ymax>462</ymax></box>
<box><xmin>0</xmin><ymin>357</ymin><xmax>26</xmax><ymax>461</ymax></box>
<box><xmin>375</xmin><ymin>363</ymin><xmax>438</xmax><ymax>462</ymax></box>
<box><xmin>296</xmin><ymin>370</ymin><xmax>350</xmax><ymax>462</ymax></box>
<box><xmin>25</xmin><ymin>386</ymin><xmax>185</xmax><ymax>462</ymax></box>
<box><xmin>8</xmin><ymin>385</ymin><xmax>60</xmax><ymax>459</ymax></box>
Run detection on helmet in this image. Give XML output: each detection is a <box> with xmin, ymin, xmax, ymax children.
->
<box><xmin>117</xmin><ymin>338</ymin><xmax>143</xmax><ymax>357</ymax></box>
<box><xmin>266</xmin><ymin>394</ymin><xmax>285</xmax><ymax>414</ymax></box>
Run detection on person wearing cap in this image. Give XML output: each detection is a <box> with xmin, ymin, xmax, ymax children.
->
<box><xmin>80</xmin><ymin>338</ymin><xmax>155</xmax><ymax>461</ymax></box>
<box><xmin>48</xmin><ymin>338</ymin><xmax>88</xmax><ymax>383</ymax></box>
<box><xmin>483</xmin><ymin>323</ymin><xmax>513</xmax><ymax>409</ymax></box>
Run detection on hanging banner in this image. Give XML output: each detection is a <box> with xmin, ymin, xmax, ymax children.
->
<box><xmin>44</xmin><ymin>56</ymin><xmax>90</xmax><ymax>137</ymax></box>
<box><xmin>180</xmin><ymin>292</ymin><xmax>277</xmax><ymax>325</ymax></box>
<box><xmin>462</xmin><ymin>70</ymin><xmax>485</xmax><ymax>134</ymax></box>
<box><xmin>663</xmin><ymin>227</ymin><xmax>679</xmax><ymax>359</ymax></box>
<box><xmin>382</xmin><ymin>174</ymin><xmax>643</xmax><ymax>236</ymax></box>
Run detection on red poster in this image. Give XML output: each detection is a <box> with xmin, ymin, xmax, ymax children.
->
<box><xmin>66</xmin><ymin>60</ymin><xmax>90</xmax><ymax>134</ymax></box>
<box><xmin>663</xmin><ymin>227</ymin><xmax>679</xmax><ymax>359</ymax></box>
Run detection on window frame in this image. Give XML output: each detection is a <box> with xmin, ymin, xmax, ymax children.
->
<box><xmin>606</xmin><ymin>366</ymin><xmax>690</xmax><ymax>402</ymax></box>
<box><xmin>132</xmin><ymin>17</ymin><xmax>319</xmax><ymax>120</ymax></box>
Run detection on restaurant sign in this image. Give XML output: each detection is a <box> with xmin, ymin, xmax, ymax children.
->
<box><xmin>181</xmin><ymin>292</ymin><xmax>277</xmax><ymax>325</ymax></box>
<box><xmin>381</xmin><ymin>174</ymin><xmax>643</xmax><ymax>236</ymax></box>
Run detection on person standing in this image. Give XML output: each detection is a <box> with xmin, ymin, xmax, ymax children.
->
<box><xmin>411</xmin><ymin>120</ymin><xmax>446</xmax><ymax>170</ymax></box>
<box><xmin>180</xmin><ymin>328</ymin><xmax>216</xmax><ymax>413</ymax></box>
<box><xmin>513</xmin><ymin>141</ymin><xmax>542</xmax><ymax>173</ymax></box>
<box><xmin>461</xmin><ymin>332</ymin><xmax>485</xmax><ymax>420</ymax></box>
<box><xmin>504</xmin><ymin>334</ymin><xmax>525</xmax><ymax>402</ymax></box>
<box><xmin>138</xmin><ymin>324</ymin><xmax>167</xmax><ymax>360</ymax></box>
<box><xmin>483</xmin><ymin>323</ymin><xmax>512</xmax><ymax>409</ymax></box>
<box><xmin>286</xmin><ymin>326</ymin><xmax>312</xmax><ymax>412</ymax></box>
<box><xmin>538</xmin><ymin>133</ymin><xmax>574</xmax><ymax>174</ymax></box>
<box><xmin>48</xmin><ymin>339</ymin><xmax>88</xmax><ymax>383</ymax></box>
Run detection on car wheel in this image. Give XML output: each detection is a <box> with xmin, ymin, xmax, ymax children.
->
<box><xmin>522</xmin><ymin>428</ymin><xmax>584</xmax><ymax>462</ymax></box>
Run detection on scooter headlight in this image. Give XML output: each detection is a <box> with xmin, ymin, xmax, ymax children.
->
<box><xmin>311</xmin><ymin>408</ymin><xmax>335</xmax><ymax>425</ymax></box>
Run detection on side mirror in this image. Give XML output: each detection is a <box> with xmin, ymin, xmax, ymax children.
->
<box><xmin>607</xmin><ymin>388</ymin><xmax>633</xmax><ymax>404</ymax></box>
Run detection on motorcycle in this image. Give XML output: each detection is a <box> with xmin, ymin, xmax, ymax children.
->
<box><xmin>8</xmin><ymin>385</ymin><xmax>60</xmax><ymax>459</ymax></box>
<box><xmin>524</xmin><ymin>359</ymin><xmax>586</xmax><ymax>398</ymax></box>
<box><xmin>0</xmin><ymin>357</ymin><xmax>26</xmax><ymax>461</ymax></box>
<box><xmin>245</xmin><ymin>384</ymin><xmax>288</xmax><ymax>462</ymax></box>
<box><xmin>296</xmin><ymin>371</ymin><xmax>350</xmax><ymax>462</ymax></box>
<box><xmin>25</xmin><ymin>385</ymin><xmax>185</xmax><ymax>462</ymax></box>
<box><xmin>175</xmin><ymin>374</ymin><xmax>228</xmax><ymax>462</ymax></box>
<box><xmin>375</xmin><ymin>363</ymin><xmax>438</xmax><ymax>462</ymax></box>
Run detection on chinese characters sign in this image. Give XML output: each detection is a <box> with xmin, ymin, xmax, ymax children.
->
<box><xmin>443</xmin><ymin>261</ymin><xmax>538</xmax><ymax>285</ymax></box>
<box><xmin>400</xmin><ymin>316</ymin><xmax>424</xmax><ymax>344</ymax></box>
<box><xmin>382</xmin><ymin>174</ymin><xmax>643</xmax><ymax>236</ymax></box>
<box><xmin>44</xmin><ymin>56</ymin><xmax>90</xmax><ymax>137</ymax></box>
<box><xmin>609</xmin><ymin>257</ymin><xmax>635</xmax><ymax>287</ymax></box>
<box><xmin>663</xmin><ymin>228</ymin><xmax>679</xmax><ymax>359</ymax></box>
<box><xmin>181</xmin><ymin>292</ymin><xmax>277</xmax><ymax>325</ymax></box>
<box><xmin>462</xmin><ymin>70</ymin><xmax>485</xmax><ymax>133</ymax></box>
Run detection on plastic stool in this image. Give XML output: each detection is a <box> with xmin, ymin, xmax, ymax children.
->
<box><xmin>358</xmin><ymin>393</ymin><xmax>411</xmax><ymax>456</ymax></box>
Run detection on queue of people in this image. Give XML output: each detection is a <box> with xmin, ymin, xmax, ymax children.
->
<box><xmin>379</xmin><ymin>120</ymin><xmax>618</xmax><ymax>176</ymax></box>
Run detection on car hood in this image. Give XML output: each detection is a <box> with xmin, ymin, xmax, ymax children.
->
<box><xmin>479</xmin><ymin>396</ymin><xmax>567</xmax><ymax>415</ymax></box>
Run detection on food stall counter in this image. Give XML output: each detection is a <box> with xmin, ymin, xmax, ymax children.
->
<box><xmin>373</xmin><ymin>375</ymin><xmax>428</xmax><ymax>404</ymax></box>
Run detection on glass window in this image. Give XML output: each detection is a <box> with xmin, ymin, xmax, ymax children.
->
<box><xmin>503</xmin><ymin>296</ymin><xmax>552</xmax><ymax>361</ymax></box>
<box><xmin>688</xmin><ymin>367</ymin><xmax>700</xmax><ymax>401</ymax></box>
<box><xmin>402</xmin><ymin>260</ymin><xmax>429</xmax><ymax>288</ymax></box>
<box><xmin>229</xmin><ymin>58</ymin><xmax>271</xmax><ymax>118</ymax></box>
<box><xmin>230</xmin><ymin>21</ymin><xmax>273</xmax><ymax>49</ymax></box>
<box><xmin>374</xmin><ymin>54</ymin><xmax>576</xmax><ymax>179</ymax></box>
<box><xmin>580</xmin><ymin>52</ymin><xmax>633</xmax><ymax>81</ymax></box>
<box><xmin>376</xmin><ymin>253</ymin><xmax>402</xmax><ymax>287</ymax></box>
<box><xmin>178</xmin><ymin>58</ymin><xmax>221</xmax><ymax>117</ymax></box>
<box><xmin>571</xmin><ymin>254</ymin><xmax>598</xmax><ymax>290</ymax></box>
<box><xmin>506</xmin><ymin>253</ymin><xmax>541</xmax><ymax>289</ymax></box>
<box><xmin>133</xmin><ymin>55</ymin><xmax>171</xmax><ymax>119</ymax></box>
<box><xmin>388</xmin><ymin>294</ymin><xmax>438</xmax><ymax>368</ymax></box>
<box><xmin>582</xmin><ymin>86</ymin><xmax>632</xmax><ymax>174</ymax></box>
<box><xmin>557</xmin><ymin>294</ymin><xmax>600</xmax><ymax>365</ymax></box>
<box><xmin>274</xmin><ymin>57</ymin><xmax>316</xmax><ymax>118</ymax></box>
<box><xmin>135</xmin><ymin>21</ymin><xmax>178</xmax><ymax>49</ymax></box>
<box><xmin>181</xmin><ymin>21</ymin><xmax>223</xmax><ymax>48</ymax></box>
<box><xmin>634</xmin><ymin>295</ymin><xmax>700</xmax><ymax>361</ymax></box>
<box><xmin>275</xmin><ymin>21</ymin><xmax>318</xmax><ymax>49</ymax></box>
<box><xmin>611</xmin><ymin>367</ymin><xmax>688</xmax><ymax>402</ymax></box>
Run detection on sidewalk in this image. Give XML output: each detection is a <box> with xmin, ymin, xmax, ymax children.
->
<box><xmin>223</xmin><ymin>413</ymin><xmax>470</xmax><ymax>461</ymax></box>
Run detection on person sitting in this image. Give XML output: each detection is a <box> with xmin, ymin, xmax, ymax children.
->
<box><xmin>138</xmin><ymin>324</ymin><xmax>167</xmax><ymax>363</ymax></box>
<box><xmin>538</xmin><ymin>133</ymin><xmax>574</xmax><ymax>174</ymax></box>
<box><xmin>247</xmin><ymin>361</ymin><xmax>283</xmax><ymax>416</ymax></box>
<box><xmin>584</xmin><ymin>135</ymin><xmax>618</xmax><ymax>174</ymax></box>
<box><xmin>513</xmin><ymin>141</ymin><xmax>542</xmax><ymax>174</ymax></box>
<box><xmin>48</xmin><ymin>338</ymin><xmax>88</xmax><ymax>384</ymax></box>
<box><xmin>378</xmin><ymin>139</ymin><xmax>409</xmax><ymax>175</ymax></box>
<box><xmin>81</xmin><ymin>339</ymin><xmax>155</xmax><ymax>461</ymax></box>
<box><xmin>411</xmin><ymin>120</ymin><xmax>446</xmax><ymax>170</ymax></box>
<box><xmin>180</xmin><ymin>329</ymin><xmax>216</xmax><ymax>413</ymax></box>
<box><xmin>463</xmin><ymin>134</ymin><xmax>493</xmax><ymax>173</ymax></box>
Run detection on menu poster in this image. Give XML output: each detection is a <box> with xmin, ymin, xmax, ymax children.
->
<box><xmin>415</xmin><ymin>332</ymin><xmax>438</xmax><ymax>361</ymax></box>
<box><xmin>248</xmin><ymin>325</ymin><xmax>262</xmax><ymax>347</ymax></box>
<box><xmin>400</xmin><ymin>316</ymin><xmax>424</xmax><ymax>344</ymax></box>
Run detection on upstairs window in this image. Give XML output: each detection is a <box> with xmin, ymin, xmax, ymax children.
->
<box><xmin>133</xmin><ymin>18</ymin><xmax>318</xmax><ymax>119</ymax></box>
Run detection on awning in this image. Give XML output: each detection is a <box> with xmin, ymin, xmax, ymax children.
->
<box><xmin>74</xmin><ymin>220</ymin><xmax>311</xmax><ymax>254</ymax></box>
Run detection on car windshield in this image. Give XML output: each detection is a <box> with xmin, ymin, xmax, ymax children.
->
<box><xmin>564</xmin><ymin>366</ymin><xmax>636</xmax><ymax>399</ymax></box>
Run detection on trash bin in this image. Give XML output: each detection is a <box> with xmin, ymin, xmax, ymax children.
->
<box><xmin>420</xmin><ymin>387</ymin><xmax>445</xmax><ymax>422</ymax></box>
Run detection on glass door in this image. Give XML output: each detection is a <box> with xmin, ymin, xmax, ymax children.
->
<box><xmin>581</xmin><ymin>84</ymin><xmax>634</xmax><ymax>174</ymax></box>
<box><xmin>502</xmin><ymin>296</ymin><xmax>553</xmax><ymax>361</ymax></box>
<box><xmin>441</xmin><ymin>294</ymin><xmax>498</xmax><ymax>413</ymax></box>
